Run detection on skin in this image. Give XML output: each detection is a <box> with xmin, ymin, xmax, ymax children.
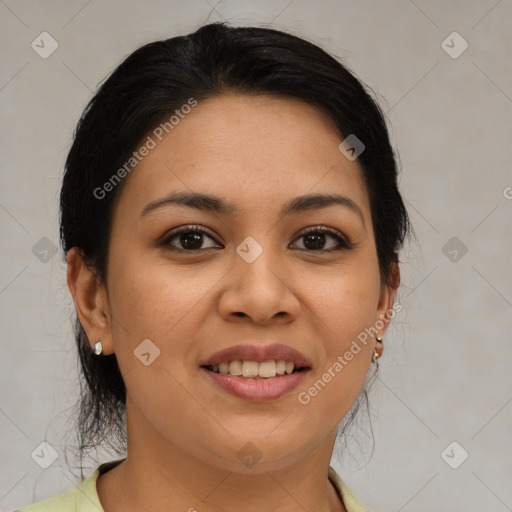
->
<box><xmin>67</xmin><ymin>93</ymin><xmax>399</xmax><ymax>512</ymax></box>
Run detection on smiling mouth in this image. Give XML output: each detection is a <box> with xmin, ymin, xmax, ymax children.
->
<box><xmin>201</xmin><ymin>360</ymin><xmax>310</xmax><ymax>379</ymax></box>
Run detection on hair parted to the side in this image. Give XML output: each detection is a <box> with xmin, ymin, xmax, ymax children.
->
<box><xmin>60</xmin><ymin>21</ymin><xmax>411</xmax><ymax>471</ymax></box>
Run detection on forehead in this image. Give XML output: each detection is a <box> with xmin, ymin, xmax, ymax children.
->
<box><xmin>114</xmin><ymin>93</ymin><xmax>370</xmax><ymax>221</ymax></box>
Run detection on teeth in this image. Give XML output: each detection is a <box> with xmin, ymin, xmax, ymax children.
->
<box><xmin>242</xmin><ymin>360</ymin><xmax>259</xmax><ymax>377</ymax></box>
<box><xmin>259</xmin><ymin>361</ymin><xmax>276</xmax><ymax>378</ymax></box>
<box><xmin>276</xmin><ymin>360</ymin><xmax>286</xmax><ymax>375</ymax></box>
<box><xmin>209</xmin><ymin>360</ymin><xmax>299</xmax><ymax>378</ymax></box>
<box><xmin>228</xmin><ymin>360</ymin><xmax>242</xmax><ymax>375</ymax></box>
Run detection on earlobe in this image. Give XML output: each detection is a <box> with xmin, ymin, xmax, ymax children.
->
<box><xmin>66</xmin><ymin>247</ymin><xmax>114</xmax><ymax>355</ymax></box>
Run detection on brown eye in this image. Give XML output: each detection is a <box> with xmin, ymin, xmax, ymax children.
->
<box><xmin>291</xmin><ymin>227</ymin><xmax>352</xmax><ymax>252</ymax></box>
<box><xmin>161</xmin><ymin>225</ymin><xmax>221</xmax><ymax>251</ymax></box>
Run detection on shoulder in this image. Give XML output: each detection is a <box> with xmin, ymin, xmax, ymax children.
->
<box><xmin>16</xmin><ymin>468</ymin><xmax>102</xmax><ymax>512</ymax></box>
<box><xmin>328</xmin><ymin>466</ymin><xmax>372</xmax><ymax>512</ymax></box>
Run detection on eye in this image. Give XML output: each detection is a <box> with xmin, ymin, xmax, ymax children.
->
<box><xmin>291</xmin><ymin>226</ymin><xmax>352</xmax><ymax>252</ymax></box>
<box><xmin>160</xmin><ymin>225</ymin><xmax>352</xmax><ymax>253</ymax></box>
<box><xmin>161</xmin><ymin>225</ymin><xmax>222</xmax><ymax>251</ymax></box>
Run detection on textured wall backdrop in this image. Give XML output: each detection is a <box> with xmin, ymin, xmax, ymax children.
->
<box><xmin>1</xmin><ymin>1</ymin><xmax>511</xmax><ymax>511</ymax></box>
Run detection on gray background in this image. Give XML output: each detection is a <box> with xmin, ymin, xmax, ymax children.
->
<box><xmin>1</xmin><ymin>1</ymin><xmax>511</xmax><ymax>511</ymax></box>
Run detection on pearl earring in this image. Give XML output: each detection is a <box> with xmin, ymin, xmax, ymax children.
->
<box><xmin>93</xmin><ymin>341</ymin><xmax>103</xmax><ymax>355</ymax></box>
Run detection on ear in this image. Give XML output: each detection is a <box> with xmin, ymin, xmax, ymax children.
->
<box><xmin>374</xmin><ymin>259</ymin><xmax>400</xmax><ymax>358</ymax></box>
<box><xmin>66</xmin><ymin>247</ymin><xmax>114</xmax><ymax>355</ymax></box>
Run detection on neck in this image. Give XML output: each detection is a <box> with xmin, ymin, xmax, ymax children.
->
<box><xmin>97</xmin><ymin>402</ymin><xmax>346</xmax><ymax>512</ymax></box>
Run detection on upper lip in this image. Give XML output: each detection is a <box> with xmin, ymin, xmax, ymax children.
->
<box><xmin>200</xmin><ymin>343</ymin><xmax>312</xmax><ymax>368</ymax></box>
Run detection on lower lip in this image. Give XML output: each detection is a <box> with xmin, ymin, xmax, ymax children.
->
<box><xmin>201</xmin><ymin>368</ymin><xmax>309</xmax><ymax>402</ymax></box>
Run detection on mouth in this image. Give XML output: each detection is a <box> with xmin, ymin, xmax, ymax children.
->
<box><xmin>200</xmin><ymin>343</ymin><xmax>312</xmax><ymax>401</ymax></box>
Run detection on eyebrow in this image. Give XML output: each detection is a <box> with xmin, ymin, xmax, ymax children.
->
<box><xmin>140</xmin><ymin>191</ymin><xmax>366</xmax><ymax>228</ymax></box>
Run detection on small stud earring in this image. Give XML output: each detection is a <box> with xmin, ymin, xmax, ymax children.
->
<box><xmin>93</xmin><ymin>341</ymin><xmax>103</xmax><ymax>355</ymax></box>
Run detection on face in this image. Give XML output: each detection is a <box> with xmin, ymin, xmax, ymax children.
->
<box><xmin>72</xmin><ymin>93</ymin><xmax>397</xmax><ymax>473</ymax></box>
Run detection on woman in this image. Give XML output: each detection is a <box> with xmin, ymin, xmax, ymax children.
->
<box><xmin>18</xmin><ymin>21</ymin><xmax>410</xmax><ymax>512</ymax></box>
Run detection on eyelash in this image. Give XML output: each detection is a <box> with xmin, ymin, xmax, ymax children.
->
<box><xmin>160</xmin><ymin>224</ymin><xmax>353</xmax><ymax>253</ymax></box>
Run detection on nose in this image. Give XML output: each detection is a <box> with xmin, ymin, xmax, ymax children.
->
<box><xmin>218</xmin><ymin>247</ymin><xmax>301</xmax><ymax>325</ymax></box>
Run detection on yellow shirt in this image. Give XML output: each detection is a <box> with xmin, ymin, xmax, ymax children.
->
<box><xmin>17</xmin><ymin>460</ymin><xmax>370</xmax><ymax>512</ymax></box>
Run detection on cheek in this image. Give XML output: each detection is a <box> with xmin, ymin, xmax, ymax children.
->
<box><xmin>108</xmin><ymin>254</ymin><xmax>194</xmax><ymax>330</ymax></box>
<box><xmin>306</xmin><ymin>254</ymin><xmax>381</xmax><ymax>336</ymax></box>
<box><xmin>104</xmin><ymin>253</ymin><xmax>212</xmax><ymax>419</ymax></box>
<box><xmin>329</xmin><ymin>281</ymin><xmax>380</xmax><ymax>342</ymax></box>
<box><xmin>298</xmin><ymin>259</ymin><xmax>380</xmax><ymax>421</ymax></box>
<box><xmin>105</xmin><ymin>250</ymin><xmax>227</xmax><ymax>366</ymax></box>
